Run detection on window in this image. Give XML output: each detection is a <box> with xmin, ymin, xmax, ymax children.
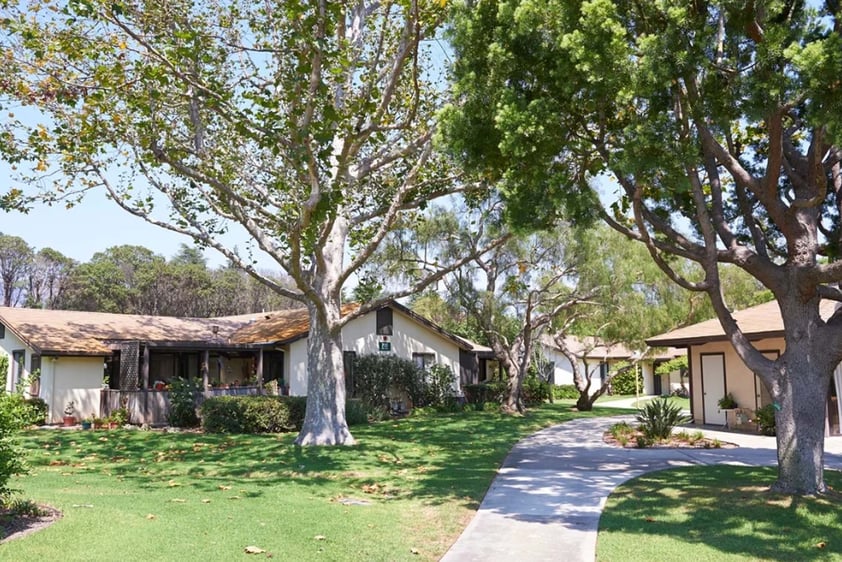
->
<box><xmin>343</xmin><ymin>351</ymin><xmax>357</xmax><ymax>397</ymax></box>
<box><xmin>11</xmin><ymin>350</ymin><xmax>25</xmax><ymax>392</ymax></box>
<box><xmin>376</xmin><ymin>308</ymin><xmax>393</xmax><ymax>336</ymax></box>
<box><xmin>0</xmin><ymin>323</ymin><xmax>5</xmax><ymax>339</ymax></box>
<box><xmin>412</xmin><ymin>352</ymin><xmax>436</xmax><ymax>371</ymax></box>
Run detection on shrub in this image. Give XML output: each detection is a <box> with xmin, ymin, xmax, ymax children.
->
<box><xmin>636</xmin><ymin>397</ymin><xmax>690</xmax><ymax>440</ymax></box>
<box><xmin>552</xmin><ymin>385</ymin><xmax>579</xmax><ymax>400</ymax></box>
<box><xmin>0</xmin><ymin>394</ymin><xmax>27</xmax><ymax>502</ymax></box>
<box><xmin>610</xmin><ymin>368</ymin><xmax>642</xmax><ymax>395</ymax></box>
<box><xmin>0</xmin><ymin>394</ymin><xmax>46</xmax><ymax>427</ymax></box>
<box><xmin>522</xmin><ymin>374</ymin><xmax>551</xmax><ymax>406</ymax></box>
<box><xmin>345</xmin><ymin>399</ymin><xmax>369</xmax><ymax>426</ymax></box>
<box><xmin>463</xmin><ymin>383</ymin><xmax>506</xmax><ymax>405</ymax></box>
<box><xmin>0</xmin><ymin>354</ymin><xmax>7</xmax><ymax>392</ymax></box>
<box><xmin>425</xmin><ymin>364</ymin><xmax>456</xmax><ymax>408</ymax></box>
<box><xmin>754</xmin><ymin>404</ymin><xmax>777</xmax><ymax>436</ymax></box>
<box><xmin>670</xmin><ymin>387</ymin><xmax>689</xmax><ymax>399</ymax></box>
<box><xmin>352</xmin><ymin>354</ymin><xmax>428</xmax><ymax>411</ymax></box>
<box><xmin>167</xmin><ymin>377</ymin><xmax>200</xmax><ymax>428</ymax></box>
<box><xmin>202</xmin><ymin>396</ymin><xmax>302</xmax><ymax>433</ymax></box>
<box><xmin>109</xmin><ymin>407</ymin><xmax>129</xmax><ymax>426</ymax></box>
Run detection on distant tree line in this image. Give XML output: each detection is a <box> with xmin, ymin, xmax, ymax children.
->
<box><xmin>0</xmin><ymin>234</ymin><xmax>298</xmax><ymax>316</ymax></box>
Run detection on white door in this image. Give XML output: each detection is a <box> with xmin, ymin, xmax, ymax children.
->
<box><xmin>701</xmin><ymin>354</ymin><xmax>726</xmax><ymax>425</ymax></box>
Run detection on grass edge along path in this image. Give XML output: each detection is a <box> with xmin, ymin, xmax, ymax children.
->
<box><xmin>597</xmin><ymin>465</ymin><xmax>842</xmax><ymax>561</ymax></box>
<box><xmin>5</xmin><ymin>403</ymin><xmax>627</xmax><ymax>562</ymax></box>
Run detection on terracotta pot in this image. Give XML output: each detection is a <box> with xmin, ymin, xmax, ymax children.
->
<box><xmin>62</xmin><ymin>416</ymin><xmax>76</xmax><ymax>427</ymax></box>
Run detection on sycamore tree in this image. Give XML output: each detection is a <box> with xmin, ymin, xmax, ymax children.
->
<box><xmin>445</xmin><ymin>0</ymin><xmax>842</xmax><ymax>493</ymax></box>
<box><xmin>0</xmin><ymin>0</ymin><xmax>501</xmax><ymax>445</ymax></box>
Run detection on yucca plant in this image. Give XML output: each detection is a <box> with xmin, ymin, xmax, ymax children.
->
<box><xmin>636</xmin><ymin>397</ymin><xmax>690</xmax><ymax>440</ymax></box>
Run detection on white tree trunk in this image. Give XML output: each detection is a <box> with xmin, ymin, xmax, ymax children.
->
<box><xmin>772</xmin><ymin>340</ymin><xmax>832</xmax><ymax>494</ymax></box>
<box><xmin>294</xmin><ymin>302</ymin><xmax>354</xmax><ymax>446</ymax></box>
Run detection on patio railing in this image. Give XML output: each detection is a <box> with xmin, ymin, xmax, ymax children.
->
<box><xmin>100</xmin><ymin>387</ymin><xmax>261</xmax><ymax>426</ymax></box>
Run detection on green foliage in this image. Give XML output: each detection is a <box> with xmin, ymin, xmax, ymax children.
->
<box><xmin>610</xmin><ymin>367</ymin><xmax>642</xmax><ymax>396</ymax></box>
<box><xmin>352</xmin><ymin>354</ymin><xmax>431</xmax><ymax>413</ymax></box>
<box><xmin>425</xmin><ymin>364</ymin><xmax>457</xmax><ymax>409</ymax></box>
<box><xmin>655</xmin><ymin>356</ymin><xmax>688</xmax><ymax>377</ymax></box>
<box><xmin>109</xmin><ymin>407</ymin><xmax>129</xmax><ymax>426</ymax></box>
<box><xmin>462</xmin><ymin>382</ymin><xmax>507</xmax><ymax>405</ymax></box>
<box><xmin>636</xmin><ymin>397</ymin><xmax>691</xmax><ymax>440</ymax></box>
<box><xmin>552</xmin><ymin>384</ymin><xmax>580</xmax><ymax>400</ymax></box>
<box><xmin>0</xmin><ymin>354</ymin><xmax>7</xmax><ymax>391</ymax></box>
<box><xmin>717</xmin><ymin>393</ymin><xmax>738</xmax><ymax>410</ymax></box>
<box><xmin>0</xmin><ymin>394</ymin><xmax>47</xmax><ymax>427</ymax></box>
<box><xmin>521</xmin><ymin>375</ymin><xmax>551</xmax><ymax>406</ymax></box>
<box><xmin>344</xmin><ymin>399</ymin><xmax>370</xmax><ymax>426</ymax></box>
<box><xmin>199</xmin><ymin>395</ymin><xmax>370</xmax><ymax>433</ymax></box>
<box><xmin>754</xmin><ymin>404</ymin><xmax>777</xmax><ymax>436</ymax></box>
<box><xmin>0</xmin><ymin>394</ymin><xmax>28</xmax><ymax>501</ymax></box>
<box><xmin>167</xmin><ymin>378</ymin><xmax>200</xmax><ymax>428</ymax></box>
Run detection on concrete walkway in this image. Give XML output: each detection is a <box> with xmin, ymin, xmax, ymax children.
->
<box><xmin>441</xmin><ymin>416</ymin><xmax>842</xmax><ymax>562</ymax></box>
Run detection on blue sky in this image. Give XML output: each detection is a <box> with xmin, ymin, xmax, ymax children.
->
<box><xmin>0</xmin><ymin>190</ymin><xmax>256</xmax><ymax>268</ymax></box>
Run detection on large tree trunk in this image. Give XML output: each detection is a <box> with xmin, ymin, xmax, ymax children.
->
<box><xmin>772</xmin><ymin>338</ymin><xmax>833</xmax><ymax>494</ymax></box>
<box><xmin>294</xmin><ymin>302</ymin><xmax>355</xmax><ymax>446</ymax></box>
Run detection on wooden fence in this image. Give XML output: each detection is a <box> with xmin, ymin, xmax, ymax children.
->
<box><xmin>100</xmin><ymin>387</ymin><xmax>261</xmax><ymax>426</ymax></box>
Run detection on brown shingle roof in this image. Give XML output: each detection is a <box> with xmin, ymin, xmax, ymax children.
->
<box><xmin>0</xmin><ymin>307</ymin><xmax>272</xmax><ymax>356</ymax></box>
<box><xmin>645</xmin><ymin>299</ymin><xmax>837</xmax><ymax>347</ymax></box>
<box><xmin>229</xmin><ymin>304</ymin><xmax>360</xmax><ymax>345</ymax></box>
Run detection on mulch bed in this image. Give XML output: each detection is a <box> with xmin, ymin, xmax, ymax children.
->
<box><xmin>603</xmin><ymin>430</ymin><xmax>738</xmax><ymax>449</ymax></box>
<box><xmin>0</xmin><ymin>504</ymin><xmax>62</xmax><ymax>543</ymax></box>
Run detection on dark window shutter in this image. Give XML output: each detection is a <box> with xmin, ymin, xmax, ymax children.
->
<box><xmin>376</xmin><ymin>308</ymin><xmax>393</xmax><ymax>336</ymax></box>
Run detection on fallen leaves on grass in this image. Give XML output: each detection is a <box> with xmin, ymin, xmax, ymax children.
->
<box><xmin>244</xmin><ymin>546</ymin><xmax>266</xmax><ymax>554</ymax></box>
<box><xmin>146</xmin><ymin>514</ymin><xmax>156</xmax><ymax>520</ymax></box>
<box><xmin>314</xmin><ymin>535</ymin><xmax>326</xmax><ymax>541</ymax></box>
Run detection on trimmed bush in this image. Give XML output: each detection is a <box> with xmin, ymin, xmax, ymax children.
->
<box><xmin>462</xmin><ymin>382</ymin><xmax>506</xmax><ymax>405</ymax></box>
<box><xmin>610</xmin><ymin>367</ymin><xmax>642</xmax><ymax>395</ymax></box>
<box><xmin>636</xmin><ymin>397</ymin><xmax>690</xmax><ymax>440</ymax></box>
<box><xmin>200</xmin><ymin>395</ymin><xmax>363</xmax><ymax>434</ymax></box>
<box><xmin>345</xmin><ymin>399</ymin><xmax>369</xmax><ymax>426</ymax></box>
<box><xmin>552</xmin><ymin>384</ymin><xmax>579</xmax><ymax>400</ymax></box>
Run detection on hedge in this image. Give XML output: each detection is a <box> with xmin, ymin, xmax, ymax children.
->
<box><xmin>200</xmin><ymin>396</ymin><xmax>368</xmax><ymax>434</ymax></box>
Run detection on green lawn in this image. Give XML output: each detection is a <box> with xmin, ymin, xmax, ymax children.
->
<box><xmin>6</xmin><ymin>403</ymin><xmax>627</xmax><ymax>561</ymax></box>
<box><xmin>597</xmin><ymin>465</ymin><xmax>842</xmax><ymax>561</ymax></box>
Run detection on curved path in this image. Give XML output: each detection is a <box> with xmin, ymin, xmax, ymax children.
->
<box><xmin>441</xmin><ymin>416</ymin><xmax>842</xmax><ymax>562</ymax></box>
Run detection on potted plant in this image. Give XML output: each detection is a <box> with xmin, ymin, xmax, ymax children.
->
<box><xmin>81</xmin><ymin>417</ymin><xmax>92</xmax><ymax>430</ymax></box>
<box><xmin>109</xmin><ymin>407</ymin><xmax>129</xmax><ymax>428</ymax></box>
<box><xmin>718</xmin><ymin>393</ymin><xmax>738</xmax><ymax>410</ymax></box>
<box><xmin>62</xmin><ymin>401</ymin><xmax>76</xmax><ymax>426</ymax></box>
<box><xmin>92</xmin><ymin>416</ymin><xmax>105</xmax><ymax>429</ymax></box>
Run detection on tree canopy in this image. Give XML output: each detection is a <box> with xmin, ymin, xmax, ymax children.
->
<box><xmin>0</xmin><ymin>0</ymin><xmax>503</xmax><ymax>445</ymax></box>
<box><xmin>444</xmin><ymin>0</ymin><xmax>842</xmax><ymax>494</ymax></box>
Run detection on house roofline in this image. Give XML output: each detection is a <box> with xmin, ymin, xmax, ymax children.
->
<box><xmin>645</xmin><ymin>331</ymin><xmax>785</xmax><ymax>348</ymax></box>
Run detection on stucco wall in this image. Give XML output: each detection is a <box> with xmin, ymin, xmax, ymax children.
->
<box><xmin>0</xmin><ymin>327</ymin><xmax>30</xmax><ymax>393</ymax></box>
<box><xmin>689</xmin><ymin>338</ymin><xmax>784</xmax><ymax>424</ymax></box>
<box><xmin>46</xmin><ymin>356</ymin><xmax>105</xmax><ymax>423</ymax></box>
<box><xmin>287</xmin><ymin>308</ymin><xmax>464</xmax><ymax>396</ymax></box>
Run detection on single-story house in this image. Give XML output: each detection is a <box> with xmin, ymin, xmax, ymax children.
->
<box><xmin>0</xmin><ymin>301</ymin><xmax>486</xmax><ymax>424</ymax></box>
<box><xmin>536</xmin><ymin>334</ymin><xmax>683</xmax><ymax>396</ymax></box>
<box><xmin>646</xmin><ymin>299</ymin><xmax>841</xmax><ymax>436</ymax></box>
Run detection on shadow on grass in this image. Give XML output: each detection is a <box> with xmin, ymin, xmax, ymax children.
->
<box><xmin>598</xmin><ymin>465</ymin><xmax>842</xmax><ymax>560</ymax></box>
<box><xmin>19</xmin><ymin>403</ymin><xmax>629</xmax><ymax>509</ymax></box>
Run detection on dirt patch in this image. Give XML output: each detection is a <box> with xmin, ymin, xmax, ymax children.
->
<box><xmin>0</xmin><ymin>504</ymin><xmax>62</xmax><ymax>543</ymax></box>
<box><xmin>603</xmin><ymin>431</ymin><xmax>738</xmax><ymax>449</ymax></box>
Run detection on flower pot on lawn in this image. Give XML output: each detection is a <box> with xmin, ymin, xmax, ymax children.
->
<box><xmin>63</xmin><ymin>416</ymin><xmax>76</xmax><ymax>427</ymax></box>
